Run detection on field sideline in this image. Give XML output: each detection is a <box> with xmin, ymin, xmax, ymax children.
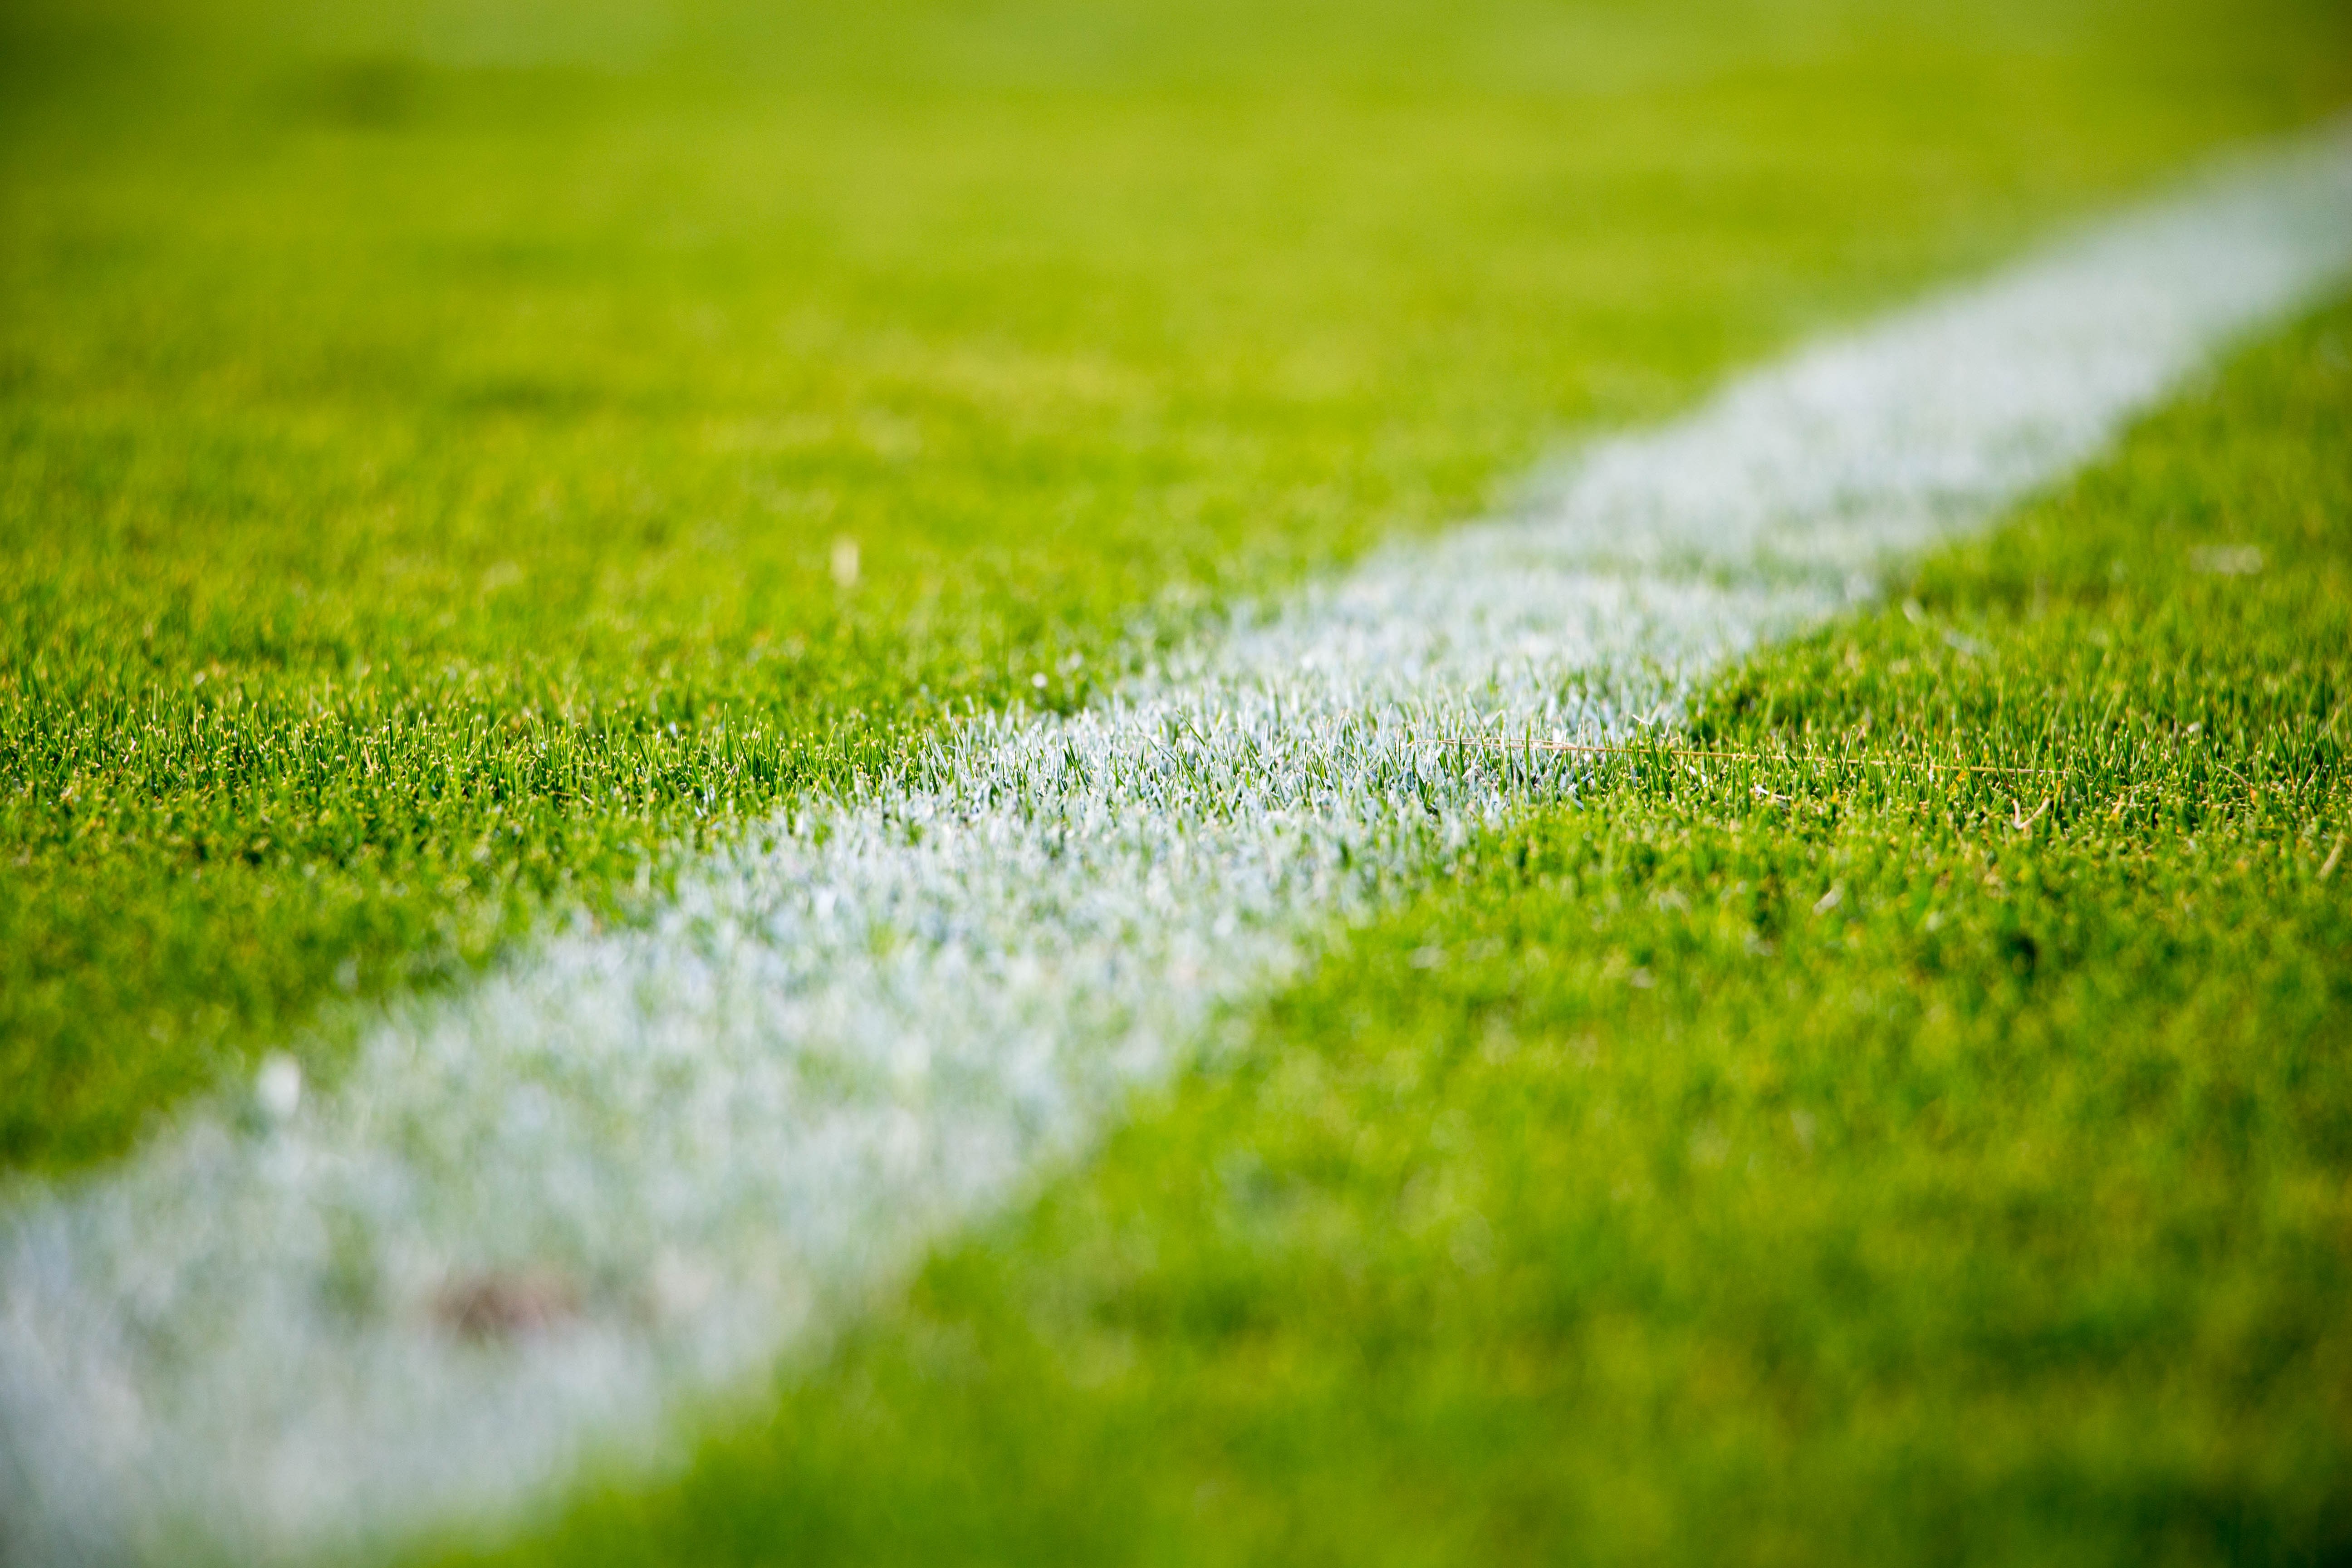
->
<box><xmin>6</xmin><ymin>2</ymin><xmax>2352</xmax><ymax>1565</ymax></box>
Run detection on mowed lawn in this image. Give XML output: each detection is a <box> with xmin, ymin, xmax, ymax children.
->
<box><xmin>5</xmin><ymin>0</ymin><xmax>2349</xmax><ymax>1173</ymax></box>
<box><xmin>441</xmin><ymin>295</ymin><xmax>2352</xmax><ymax>1568</ymax></box>
<box><xmin>8</xmin><ymin>2</ymin><xmax>2352</xmax><ymax>1564</ymax></box>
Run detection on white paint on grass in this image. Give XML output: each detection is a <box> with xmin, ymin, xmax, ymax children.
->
<box><xmin>5</xmin><ymin>122</ymin><xmax>2351</xmax><ymax>1566</ymax></box>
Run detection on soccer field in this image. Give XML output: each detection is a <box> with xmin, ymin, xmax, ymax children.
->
<box><xmin>5</xmin><ymin>2</ymin><xmax>2352</xmax><ymax>1563</ymax></box>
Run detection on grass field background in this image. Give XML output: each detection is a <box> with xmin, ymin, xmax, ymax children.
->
<box><xmin>7</xmin><ymin>2</ymin><xmax>2352</xmax><ymax>1563</ymax></box>
<box><xmin>7</xmin><ymin>0</ymin><xmax>2351</xmax><ymax>1174</ymax></box>
<box><xmin>437</xmin><ymin>293</ymin><xmax>2352</xmax><ymax>1568</ymax></box>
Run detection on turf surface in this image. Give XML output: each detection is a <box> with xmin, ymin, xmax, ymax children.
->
<box><xmin>434</xmin><ymin>295</ymin><xmax>2352</xmax><ymax>1568</ymax></box>
<box><xmin>8</xmin><ymin>0</ymin><xmax>2352</xmax><ymax>1174</ymax></box>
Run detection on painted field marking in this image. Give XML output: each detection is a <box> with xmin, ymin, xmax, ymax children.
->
<box><xmin>5</xmin><ymin>122</ymin><xmax>2350</xmax><ymax>1566</ymax></box>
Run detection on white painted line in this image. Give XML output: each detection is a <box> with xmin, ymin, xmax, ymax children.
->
<box><xmin>5</xmin><ymin>122</ymin><xmax>2350</xmax><ymax>1566</ymax></box>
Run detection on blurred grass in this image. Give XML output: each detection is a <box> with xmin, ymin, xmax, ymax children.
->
<box><xmin>4</xmin><ymin>0</ymin><xmax>2350</xmax><ymax>1173</ymax></box>
<box><xmin>441</xmin><ymin>295</ymin><xmax>2352</xmax><ymax>1568</ymax></box>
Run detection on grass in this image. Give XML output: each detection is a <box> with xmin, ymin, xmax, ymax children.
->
<box><xmin>434</xmin><ymin>299</ymin><xmax>2352</xmax><ymax>1567</ymax></box>
<box><xmin>7</xmin><ymin>0</ymin><xmax>2352</xmax><ymax>1174</ymax></box>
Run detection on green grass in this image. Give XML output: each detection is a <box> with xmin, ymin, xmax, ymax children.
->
<box><xmin>437</xmin><ymin>302</ymin><xmax>2352</xmax><ymax>1567</ymax></box>
<box><xmin>7</xmin><ymin>0</ymin><xmax>2351</xmax><ymax>1174</ymax></box>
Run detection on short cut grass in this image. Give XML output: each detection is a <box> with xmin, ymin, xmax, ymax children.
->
<box><xmin>437</xmin><ymin>301</ymin><xmax>2352</xmax><ymax>1567</ymax></box>
<box><xmin>7</xmin><ymin>0</ymin><xmax>2352</xmax><ymax>1172</ymax></box>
